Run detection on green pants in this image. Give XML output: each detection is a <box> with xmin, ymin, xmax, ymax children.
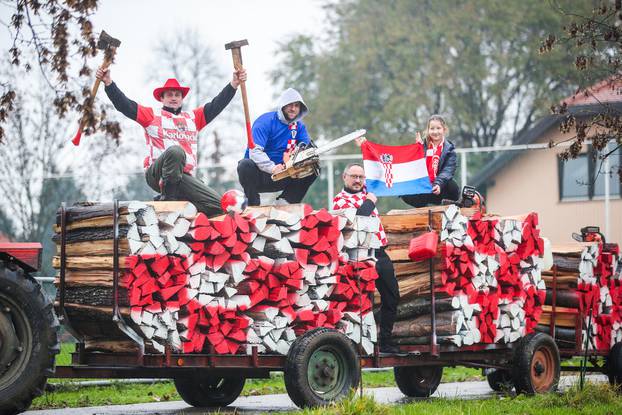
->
<box><xmin>145</xmin><ymin>146</ymin><xmax>223</xmax><ymax>217</ymax></box>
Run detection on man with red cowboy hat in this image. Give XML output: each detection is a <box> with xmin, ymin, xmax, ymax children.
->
<box><xmin>96</xmin><ymin>66</ymin><xmax>246</xmax><ymax>216</ymax></box>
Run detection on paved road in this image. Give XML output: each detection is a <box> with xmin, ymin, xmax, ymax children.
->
<box><xmin>25</xmin><ymin>375</ymin><xmax>607</xmax><ymax>415</ymax></box>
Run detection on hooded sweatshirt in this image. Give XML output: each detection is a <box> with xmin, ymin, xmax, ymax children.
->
<box><xmin>245</xmin><ymin>88</ymin><xmax>310</xmax><ymax>173</ymax></box>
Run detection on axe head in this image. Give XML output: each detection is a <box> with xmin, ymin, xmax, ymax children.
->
<box><xmin>225</xmin><ymin>39</ymin><xmax>249</xmax><ymax>50</ymax></box>
<box><xmin>97</xmin><ymin>30</ymin><xmax>121</xmax><ymax>50</ymax></box>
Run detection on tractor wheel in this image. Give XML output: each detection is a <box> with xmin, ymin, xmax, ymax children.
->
<box><xmin>486</xmin><ymin>369</ymin><xmax>513</xmax><ymax>392</ymax></box>
<box><xmin>511</xmin><ymin>332</ymin><xmax>560</xmax><ymax>394</ymax></box>
<box><xmin>607</xmin><ymin>342</ymin><xmax>622</xmax><ymax>386</ymax></box>
<box><xmin>284</xmin><ymin>327</ymin><xmax>360</xmax><ymax>408</ymax></box>
<box><xmin>394</xmin><ymin>365</ymin><xmax>443</xmax><ymax>397</ymax></box>
<box><xmin>174</xmin><ymin>374</ymin><xmax>245</xmax><ymax>407</ymax></box>
<box><xmin>0</xmin><ymin>260</ymin><xmax>60</xmax><ymax>415</ymax></box>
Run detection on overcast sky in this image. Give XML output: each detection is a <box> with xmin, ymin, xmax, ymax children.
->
<box><xmin>88</xmin><ymin>0</ymin><xmax>328</xmax><ymax>113</ymax></box>
<box><xmin>0</xmin><ymin>0</ymin><xmax>331</xmax><ymax>183</ymax></box>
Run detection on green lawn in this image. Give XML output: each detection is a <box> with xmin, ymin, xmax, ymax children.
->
<box><xmin>298</xmin><ymin>382</ymin><xmax>622</xmax><ymax>415</ymax></box>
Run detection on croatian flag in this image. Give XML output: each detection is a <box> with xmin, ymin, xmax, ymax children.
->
<box><xmin>361</xmin><ymin>141</ymin><xmax>432</xmax><ymax>197</ymax></box>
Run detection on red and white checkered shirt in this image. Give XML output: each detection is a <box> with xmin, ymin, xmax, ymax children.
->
<box><xmin>332</xmin><ymin>188</ymin><xmax>388</xmax><ymax>246</ymax></box>
<box><xmin>136</xmin><ymin>106</ymin><xmax>209</xmax><ymax>176</ymax></box>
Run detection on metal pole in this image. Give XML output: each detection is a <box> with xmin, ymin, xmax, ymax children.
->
<box><xmin>461</xmin><ymin>152</ymin><xmax>468</xmax><ymax>188</ymax></box>
<box><xmin>327</xmin><ymin>159</ymin><xmax>334</xmax><ymax>207</ymax></box>
<box><xmin>604</xmin><ymin>146</ymin><xmax>610</xmax><ymax>241</ymax></box>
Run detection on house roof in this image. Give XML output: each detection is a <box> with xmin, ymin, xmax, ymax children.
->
<box><xmin>562</xmin><ymin>76</ymin><xmax>622</xmax><ymax>106</ymax></box>
<box><xmin>471</xmin><ymin>101</ymin><xmax>622</xmax><ymax>189</ymax></box>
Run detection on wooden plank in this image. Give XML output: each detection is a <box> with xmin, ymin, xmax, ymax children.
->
<box><xmin>55</xmin><ymin>239</ymin><xmax>130</xmax><ymax>257</ymax></box>
<box><xmin>380</xmin><ymin>213</ymin><xmax>442</xmax><ymax>233</ymax></box>
<box><xmin>52</xmin><ymin>256</ymin><xmax>130</xmax><ymax>270</ymax></box>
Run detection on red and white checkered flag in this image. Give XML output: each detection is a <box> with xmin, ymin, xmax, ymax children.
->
<box><xmin>380</xmin><ymin>153</ymin><xmax>394</xmax><ymax>188</ymax></box>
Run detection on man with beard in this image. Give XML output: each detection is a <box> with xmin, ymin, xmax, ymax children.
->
<box><xmin>237</xmin><ymin>88</ymin><xmax>318</xmax><ymax>206</ymax></box>
<box><xmin>332</xmin><ymin>163</ymin><xmax>399</xmax><ymax>353</ymax></box>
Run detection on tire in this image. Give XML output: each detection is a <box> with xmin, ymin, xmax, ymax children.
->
<box><xmin>511</xmin><ymin>332</ymin><xmax>560</xmax><ymax>394</ymax></box>
<box><xmin>284</xmin><ymin>327</ymin><xmax>360</xmax><ymax>408</ymax></box>
<box><xmin>607</xmin><ymin>342</ymin><xmax>622</xmax><ymax>386</ymax></box>
<box><xmin>394</xmin><ymin>365</ymin><xmax>443</xmax><ymax>397</ymax></box>
<box><xmin>174</xmin><ymin>374</ymin><xmax>245</xmax><ymax>407</ymax></box>
<box><xmin>486</xmin><ymin>369</ymin><xmax>513</xmax><ymax>392</ymax></box>
<box><xmin>0</xmin><ymin>260</ymin><xmax>60</xmax><ymax>415</ymax></box>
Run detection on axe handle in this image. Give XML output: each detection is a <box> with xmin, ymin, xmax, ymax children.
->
<box><xmin>230</xmin><ymin>49</ymin><xmax>254</xmax><ymax>149</ymax></box>
<box><xmin>72</xmin><ymin>52</ymin><xmax>115</xmax><ymax>145</ymax></box>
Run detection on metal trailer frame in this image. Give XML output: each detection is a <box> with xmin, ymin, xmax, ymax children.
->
<box><xmin>51</xmin><ymin>202</ymin><xmax>610</xmax><ymax>383</ymax></box>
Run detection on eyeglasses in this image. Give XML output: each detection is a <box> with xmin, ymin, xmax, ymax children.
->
<box><xmin>346</xmin><ymin>174</ymin><xmax>365</xmax><ymax>180</ymax></box>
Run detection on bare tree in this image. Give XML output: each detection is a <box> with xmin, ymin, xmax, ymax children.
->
<box><xmin>0</xmin><ymin>63</ymin><xmax>115</xmax><ymax>252</ymax></box>
<box><xmin>542</xmin><ymin>0</ymin><xmax>622</xmax><ymax>179</ymax></box>
<box><xmin>0</xmin><ymin>0</ymin><xmax>121</xmax><ymax>143</ymax></box>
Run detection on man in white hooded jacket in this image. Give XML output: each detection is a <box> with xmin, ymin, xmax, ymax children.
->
<box><xmin>237</xmin><ymin>88</ymin><xmax>318</xmax><ymax>206</ymax></box>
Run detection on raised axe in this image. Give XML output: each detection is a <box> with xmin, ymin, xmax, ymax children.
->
<box><xmin>225</xmin><ymin>39</ymin><xmax>254</xmax><ymax>149</ymax></box>
<box><xmin>71</xmin><ymin>30</ymin><xmax>121</xmax><ymax>146</ymax></box>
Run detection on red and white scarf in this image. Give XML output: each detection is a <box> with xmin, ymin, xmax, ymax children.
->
<box><xmin>426</xmin><ymin>140</ymin><xmax>444</xmax><ymax>183</ymax></box>
<box><xmin>332</xmin><ymin>188</ymin><xmax>388</xmax><ymax>246</ymax></box>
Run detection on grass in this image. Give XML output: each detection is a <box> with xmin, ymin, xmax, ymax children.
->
<box><xmin>297</xmin><ymin>382</ymin><xmax>622</xmax><ymax>415</ymax></box>
<box><xmin>29</xmin><ymin>344</ymin><xmax>603</xmax><ymax>410</ymax></box>
<box><xmin>32</xmin><ymin>366</ymin><xmax>481</xmax><ymax>409</ymax></box>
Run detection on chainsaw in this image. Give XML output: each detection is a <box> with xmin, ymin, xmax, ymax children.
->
<box><xmin>442</xmin><ymin>185</ymin><xmax>486</xmax><ymax>213</ymax></box>
<box><xmin>271</xmin><ymin>129</ymin><xmax>367</xmax><ymax>181</ymax></box>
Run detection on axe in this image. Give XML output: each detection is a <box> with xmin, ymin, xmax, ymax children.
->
<box><xmin>71</xmin><ymin>30</ymin><xmax>121</xmax><ymax>146</ymax></box>
<box><xmin>225</xmin><ymin>39</ymin><xmax>254</xmax><ymax>149</ymax></box>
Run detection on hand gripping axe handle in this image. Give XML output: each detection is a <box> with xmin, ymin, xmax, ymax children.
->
<box><xmin>225</xmin><ymin>39</ymin><xmax>254</xmax><ymax>149</ymax></box>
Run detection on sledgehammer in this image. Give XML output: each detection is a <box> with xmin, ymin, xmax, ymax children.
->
<box><xmin>225</xmin><ymin>39</ymin><xmax>254</xmax><ymax>149</ymax></box>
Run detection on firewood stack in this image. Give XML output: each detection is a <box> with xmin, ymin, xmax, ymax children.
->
<box><xmin>538</xmin><ymin>242</ymin><xmax>622</xmax><ymax>350</ymax></box>
<box><xmin>53</xmin><ymin>202</ymin><xmax>380</xmax><ymax>355</ymax></box>
<box><xmin>380</xmin><ymin>205</ymin><xmax>547</xmax><ymax>347</ymax></box>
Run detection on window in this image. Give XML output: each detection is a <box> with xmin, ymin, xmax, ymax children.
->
<box><xmin>559</xmin><ymin>154</ymin><xmax>589</xmax><ymax>199</ymax></box>
<box><xmin>558</xmin><ymin>143</ymin><xmax>622</xmax><ymax>201</ymax></box>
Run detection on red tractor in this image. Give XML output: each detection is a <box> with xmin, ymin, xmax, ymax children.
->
<box><xmin>0</xmin><ymin>243</ymin><xmax>60</xmax><ymax>415</ymax></box>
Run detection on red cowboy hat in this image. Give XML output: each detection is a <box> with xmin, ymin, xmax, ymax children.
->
<box><xmin>153</xmin><ymin>78</ymin><xmax>190</xmax><ymax>101</ymax></box>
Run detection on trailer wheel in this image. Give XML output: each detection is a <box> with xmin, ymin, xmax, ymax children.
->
<box><xmin>511</xmin><ymin>332</ymin><xmax>560</xmax><ymax>394</ymax></box>
<box><xmin>607</xmin><ymin>342</ymin><xmax>622</xmax><ymax>386</ymax></box>
<box><xmin>284</xmin><ymin>327</ymin><xmax>360</xmax><ymax>408</ymax></box>
<box><xmin>0</xmin><ymin>261</ymin><xmax>60</xmax><ymax>415</ymax></box>
<box><xmin>486</xmin><ymin>369</ymin><xmax>513</xmax><ymax>392</ymax></box>
<box><xmin>394</xmin><ymin>366</ymin><xmax>443</xmax><ymax>397</ymax></box>
<box><xmin>174</xmin><ymin>374</ymin><xmax>245</xmax><ymax>407</ymax></box>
